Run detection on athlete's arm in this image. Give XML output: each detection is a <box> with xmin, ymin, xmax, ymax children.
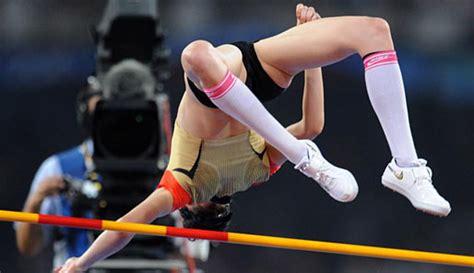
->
<box><xmin>55</xmin><ymin>188</ymin><xmax>174</xmax><ymax>273</ymax></box>
<box><xmin>267</xmin><ymin>4</ymin><xmax>325</xmax><ymax>166</ymax></box>
<box><xmin>287</xmin><ymin>66</ymin><xmax>324</xmax><ymax>140</ymax></box>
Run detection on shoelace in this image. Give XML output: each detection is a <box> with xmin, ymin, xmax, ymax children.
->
<box><xmin>295</xmin><ymin>147</ymin><xmax>323</xmax><ymax>173</ymax></box>
<box><xmin>413</xmin><ymin>159</ymin><xmax>436</xmax><ymax>192</ymax></box>
<box><xmin>296</xmin><ymin>143</ymin><xmax>336</xmax><ymax>190</ymax></box>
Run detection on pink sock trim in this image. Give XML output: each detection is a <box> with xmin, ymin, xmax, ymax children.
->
<box><xmin>203</xmin><ymin>71</ymin><xmax>237</xmax><ymax>100</ymax></box>
<box><xmin>364</xmin><ymin>50</ymin><xmax>398</xmax><ymax>71</ymax></box>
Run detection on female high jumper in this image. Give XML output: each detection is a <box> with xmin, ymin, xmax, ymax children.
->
<box><xmin>56</xmin><ymin>4</ymin><xmax>450</xmax><ymax>272</ymax></box>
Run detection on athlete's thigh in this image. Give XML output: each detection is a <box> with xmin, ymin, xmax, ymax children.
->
<box><xmin>216</xmin><ymin>44</ymin><xmax>245</xmax><ymax>77</ymax></box>
<box><xmin>255</xmin><ymin>16</ymin><xmax>366</xmax><ymax>77</ymax></box>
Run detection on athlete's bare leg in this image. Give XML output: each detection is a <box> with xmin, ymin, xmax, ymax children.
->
<box><xmin>255</xmin><ymin>16</ymin><xmax>393</xmax><ymax>84</ymax></box>
<box><xmin>181</xmin><ymin>40</ymin><xmax>310</xmax><ymax>166</ymax></box>
<box><xmin>180</xmin><ymin>16</ymin><xmax>396</xmax><ymax>166</ymax></box>
<box><xmin>254</xmin><ymin>16</ymin><xmax>416</xmax><ymax>164</ymax></box>
<box><xmin>180</xmin><ymin>7</ymin><xmax>359</xmax><ymax>204</ymax></box>
<box><xmin>255</xmin><ymin>14</ymin><xmax>450</xmax><ymax>216</ymax></box>
<box><xmin>255</xmin><ymin>16</ymin><xmax>418</xmax><ymax>164</ymax></box>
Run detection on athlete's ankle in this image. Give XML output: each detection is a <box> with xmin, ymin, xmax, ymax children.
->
<box><xmin>394</xmin><ymin>158</ymin><xmax>419</xmax><ymax>168</ymax></box>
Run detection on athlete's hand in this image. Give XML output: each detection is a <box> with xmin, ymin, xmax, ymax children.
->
<box><xmin>296</xmin><ymin>3</ymin><xmax>321</xmax><ymax>26</ymax></box>
<box><xmin>54</xmin><ymin>257</ymin><xmax>86</xmax><ymax>273</ymax></box>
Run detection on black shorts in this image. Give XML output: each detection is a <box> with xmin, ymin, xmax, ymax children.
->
<box><xmin>187</xmin><ymin>41</ymin><xmax>286</xmax><ymax>108</ymax></box>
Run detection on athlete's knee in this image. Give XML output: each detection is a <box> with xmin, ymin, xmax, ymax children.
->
<box><xmin>347</xmin><ymin>16</ymin><xmax>393</xmax><ymax>54</ymax></box>
<box><xmin>364</xmin><ymin>17</ymin><xmax>392</xmax><ymax>41</ymax></box>
<box><xmin>181</xmin><ymin>40</ymin><xmax>218</xmax><ymax>76</ymax></box>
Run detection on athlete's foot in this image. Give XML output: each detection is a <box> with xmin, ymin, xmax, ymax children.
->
<box><xmin>382</xmin><ymin>158</ymin><xmax>451</xmax><ymax>216</ymax></box>
<box><xmin>295</xmin><ymin>140</ymin><xmax>358</xmax><ymax>202</ymax></box>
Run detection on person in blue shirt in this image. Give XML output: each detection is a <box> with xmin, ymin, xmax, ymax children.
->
<box><xmin>15</xmin><ymin>89</ymin><xmax>99</xmax><ymax>268</ymax></box>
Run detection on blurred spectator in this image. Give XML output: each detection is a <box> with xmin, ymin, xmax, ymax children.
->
<box><xmin>15</xmin><ymin>83</ymin><xmax>100</xmax><ymax>267</ymax></box>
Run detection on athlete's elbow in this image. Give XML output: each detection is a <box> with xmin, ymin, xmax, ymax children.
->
<box><xmin>115</xmin><ymin>217</ymin><xmax>139</xmax><ymax>240</ymax></box>
<box><xmin>109</xmin><ymin>225</ymin><xmax>133</xmax><ymax>242</ymax></box>
<box><xmin>304</xmin><ymin>120</ymin><xmax>324</xmax><ymax>139</ymax></box>
<box><xmin>114</xmin><ymin>231</ymin><xmax>131</xmax><ymax>241</ymax></box>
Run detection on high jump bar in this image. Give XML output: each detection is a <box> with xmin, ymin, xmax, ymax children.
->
<box><xmin>1</xmin><ymin>209</ymin><xmax>472</xmax><ymax>267</ymax></box>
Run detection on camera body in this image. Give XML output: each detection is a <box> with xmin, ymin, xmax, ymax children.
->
<box><xmin>70</xmin><ymin>0</ymin><xmax>177</xmax><ymax>265</ymax></box>
<box><xmin>92</xmin><ymin>0</ymin><xmax>169</xmax><ymax>82</ymax></box>
<box><xmin>92</xmin><ymin>88</ymin><xmax>170</xmax><ymax>174</ymax></box>
<box><xmin>90</xmin><ymin>0</ymin><xmax>170</xmax><ymax>175</ymax></box>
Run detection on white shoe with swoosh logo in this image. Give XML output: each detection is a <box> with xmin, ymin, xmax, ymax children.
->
<box><xmin>382</xmin><ymin>158</ymin><xmax>451</xmax><ymax>216</ymax></box>
<box><xmin>295</xmin><ymin>140</ymin><xmax>359</xmax><ymax>202</ymax></box>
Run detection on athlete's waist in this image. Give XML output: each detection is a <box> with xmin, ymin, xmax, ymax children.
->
<box><xmin>175</xmin><ymin>106</ymin><xmax>250</xmax><ymax>141</ymax></box>
<box><xmin>174</xmin><ymin>121</ymin><xmax>253</xmax><ymax>146</ymax></box>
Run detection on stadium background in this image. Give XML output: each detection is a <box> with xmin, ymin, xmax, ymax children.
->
<box><xmin>0</xmin><ymin>0</ymin><xmax>472</xmax><ymax>272</ymax></box>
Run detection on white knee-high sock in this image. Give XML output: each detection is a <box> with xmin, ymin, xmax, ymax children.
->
<box><xmin>364</xmin><ymin>50</ymin><xmax>418</xmax><ymax>167</ymax></box>
<box><xmin>203</xmin><ymin>71</ymin><xmax>307</xmax><ymax>165</ymax></box>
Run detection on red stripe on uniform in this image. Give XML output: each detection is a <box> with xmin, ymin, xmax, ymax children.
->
<box><xmin>166</xmin><ymin>226</ymin><xmax>229</xmax><ymax>241</ymax></box>
<box><xmin>38</xmin><ymin>214</ymin><xmax>103</xmax><ymax>230</ymax></box>
<box><xmin>268</xmin><ymin>157</ymin><xmax>282</xmax><ymax>176</ymax></box>
<box><xmin>157</xmin><ymin>170</ymin><xmax>192</xmax><ymax>210</ymax></box>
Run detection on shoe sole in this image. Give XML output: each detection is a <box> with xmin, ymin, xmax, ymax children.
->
<box><xmin>326</xmin><ymin>187</ymin><xmax>357</xmax><ymax>203</ymax></box>
<box><xmin>381</xmin><ymin>178</ymin><xmax>450</xmax><ymax>217</ymax></box>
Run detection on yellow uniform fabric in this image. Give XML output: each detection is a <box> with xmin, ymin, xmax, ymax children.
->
<box><xmin>167</xmin><ymin>124</ymin><xmax>272</xmax><ymax>204</ymax></box>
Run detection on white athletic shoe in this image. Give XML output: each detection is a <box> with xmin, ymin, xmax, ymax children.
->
<box><xmin>295</xmin><ymin>140</ymin><xmax>359</xmax><ymax>202</ymax></box>
<box><xmin>382</xmin><ymin>158</ymin><xmax>451</xmax><ymax>216</ymax></box>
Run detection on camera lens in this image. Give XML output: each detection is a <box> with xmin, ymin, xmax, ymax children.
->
<box><xmin>93</xmin><ymin>101</ymin><xmax>160</xmax><ymax>159</ymax></box>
